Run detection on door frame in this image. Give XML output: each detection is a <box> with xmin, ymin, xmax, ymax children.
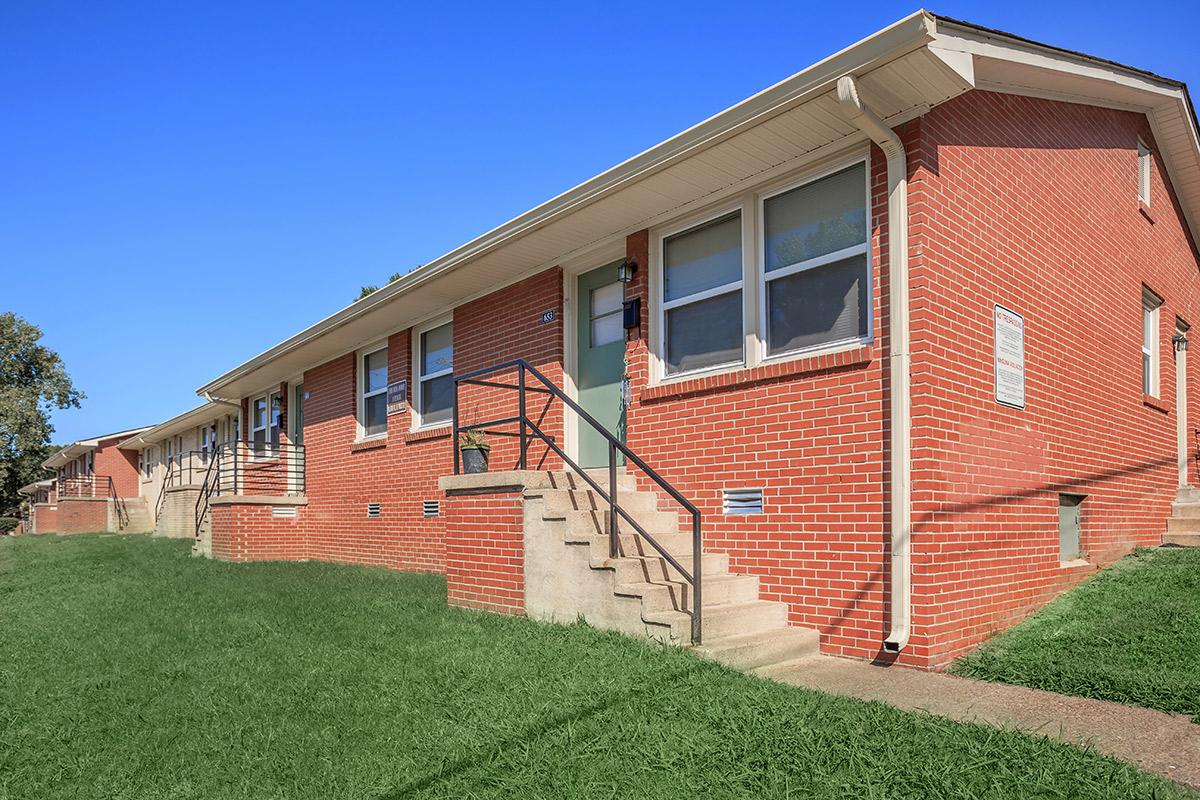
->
<box><xmin>1177</xmin><ymin>319</ymin><xmax>1190</xmax><ymax>488</ymax></box>
<box><xmin>561</xmin><ymin>240</ymin><xmax>627</xmax><ymax>466</ymax></box>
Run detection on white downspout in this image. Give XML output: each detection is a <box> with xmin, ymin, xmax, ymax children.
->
<box><xmin>836</xmin><ymin>74</ymin><xmax>911</xmax><ymax>653</ymax></box>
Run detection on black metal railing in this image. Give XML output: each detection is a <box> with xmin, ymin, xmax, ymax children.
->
<box><xmin>195</xmin><ymin>441</ymin><xmax>306</xmax><ymax>536</ymax></box>
<box><xmin>453</xmin><ymin>359</ymin><xmax>704</xmax><ymax>644</ymax></box>
<box><xmin>165</xmin><ymin>450</ymin><xmax>212</xmax><ymax>489</ymax></box>
<box><xmin>56</xmin><ymin>475</ymin><xmax>128</xmax><ymax>529</ymax></box>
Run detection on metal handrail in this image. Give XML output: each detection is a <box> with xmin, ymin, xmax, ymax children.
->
<box><xmin>156</xmin><ymin>459</ymin><xmax>175</xmax><ymax>522</ymax></box>
<box><xmin>453</xmin><ymin>358</ymin><xmax>704</xmax><ymax>644</ymax></box>
<box><xmin>194</xmin><ymin>440</ymin><xmax>307</xmax><ymax>537</ymax></box>
<box><xmin>194</xmin><ymin>448</ymin><xmax>222</xmax><ymax>538</ymax></box>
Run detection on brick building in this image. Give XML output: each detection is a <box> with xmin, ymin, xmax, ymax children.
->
<box><xmin>41</xmin><ymin>428</ymin><xmax>154</xmax><ymax>534</ymax></box>
<box><xmin>183</xmin><ymin>13</ymin><xmax>1200</xmax><ymax>670</ymax></box>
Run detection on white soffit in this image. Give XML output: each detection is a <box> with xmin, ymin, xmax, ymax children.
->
<box><xmin>118</xmin><ymin>401</ymin><xmax>236</xmax><ymax>450</ymax></box>
<box><xmin>198</xmin><ymin>13</ymin><xmax>980</xmax><ymax>399</ymax></box>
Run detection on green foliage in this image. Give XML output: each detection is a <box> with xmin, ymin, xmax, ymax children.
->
<box><xmin>951</xmin><ymin>547</ymin><xmax>1200</xmax><ymax>720</ymax></box>
<box><xmin>0</xmin><ymin>313</ymin><xmax>82</xmax><ymax>514</ymax></box>
<box><xmin>458</xmin><ymin>429</ymin><xmax>490</xmax><ymax>450</ymax></box>
<box><xmin>0</xmin><ymin>534</ymin><xmax>1187</xmax><ymax>799</ymax></box>
<box><xmin>0</xmin><ymin>516</ymin><xmax>16</xmax><ymax>533</ymax></box>
<box><xmin>356</xmin><ymin>270</ymin><xmax>410</xmax><ymax>301</ymax></box>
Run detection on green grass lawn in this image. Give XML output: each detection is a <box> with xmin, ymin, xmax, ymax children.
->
<box><xmin>952</xmin><ymin>547</ymin><xmax>1200</xmax><ymax>721</ymax></box>
<box><xmin>0</xmin><ymin>535</ymin><xmax>1191</xmax><ymax>800</ymax></box>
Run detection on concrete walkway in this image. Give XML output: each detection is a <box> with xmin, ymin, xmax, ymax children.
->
<box><xmin>759</xmin><ymin>656</ymin><xmax>1200</xmax><ymax>790</ymax></box>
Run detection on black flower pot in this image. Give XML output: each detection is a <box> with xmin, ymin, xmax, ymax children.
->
<box><xmin>461</xmin><ymin>446</ymin><xmax>490</xmax><ymax>474</ymax></box>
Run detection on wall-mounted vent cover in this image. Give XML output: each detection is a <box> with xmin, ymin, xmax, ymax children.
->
<box><xmin>271</xmin><ymin>506</ymin><xmax>298</xmax><ymax>519</ymax></box>
<box><xmin>722</xmin><ymin>488</ymin><xmax>764</xmax><ymax>515</ymax></box>
<box><xmin>423</xmin><ymin>500</ymin><xmax>440</xmax><ymax>518</ymax></box>
<box><xmin>366</xmin><ymin>503</ymin><xmax>382</xmax><ymax>518</ymax></box>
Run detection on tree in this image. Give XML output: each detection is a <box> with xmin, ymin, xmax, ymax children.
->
<box><xmin>356</xmin><ymin>271</ymin><xmax>410</xmax><ymax>301</ymax></box>
<box><xmin>0</xmin><ymin>313</ymin><xmax>83</xmax><ymax>514</ymax></box>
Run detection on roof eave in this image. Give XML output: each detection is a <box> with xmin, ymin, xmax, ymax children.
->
<box><xmin>195</xmin><ymin>9</ymin><xmax>938</xmax><ymax>397</ymax></box>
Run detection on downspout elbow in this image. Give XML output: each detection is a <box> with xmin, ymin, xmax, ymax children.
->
<box><xmin>837</xmin><ymin>75</ymin><xmax>912</xmax><ymax>654</ymax></box>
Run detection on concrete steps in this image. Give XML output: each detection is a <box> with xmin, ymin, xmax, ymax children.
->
<box><xmin>120</xmin><ymin>497</ymin><xmax>154</xmax><ymax>533</ymax></box>
<box><xmin>1163</xmin><ymin>495</ymin><xmax>1200</xmax><ymax>546</ymax></box>
<box><xmin>526</xmin><ymin>470</ymin><xmax>820</xmax><ymax>674</ymax></box>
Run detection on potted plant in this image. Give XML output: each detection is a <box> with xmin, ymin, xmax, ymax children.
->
<box><xmin>459</xmin><ymin>429</ymin><xmax>491</xmax><ymax>474</ymax></box>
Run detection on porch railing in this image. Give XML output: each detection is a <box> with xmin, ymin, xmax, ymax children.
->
<box><xmin>164</xmin><ymin>450</ymin><xmax>212</xmax><ymax>489</ymax></box>
<box><xmin>56</xmin><ymin>475</ymin><xmax>128</xmax><ymax>529</ymax></box>
<box><xmin>452</xmin><ymin>359</ymin><xmax>704</xmax><ymax>644</ymax></box>
<box><xmin>195</xmin><ymin>441</ymin><xmax>306</xmax><ymax>535</ymax></box>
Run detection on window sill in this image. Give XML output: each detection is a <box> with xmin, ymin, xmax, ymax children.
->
<box><xmin>350</xmin><ymin>437</ymin><xmax>388</xmax><ymax>453</ymax></box>
<box><xmin>1139</xmin><ymin>201</ymin><xmax>1155</xmax><ymax>224</ymax></box>
<box><xmin>405</xmin><ymin>425</ymin><xmax>452</xmax><ymax>444</ymax></box>
<box><xmin>642</xmin><ymin>345</ymin><xmax>874</xmax><ymax>404</ymax></box>
<box><xmin>1144</xmin><ymin>394</ymin><xmax>1171</xmax><ymax>414</ymax></box>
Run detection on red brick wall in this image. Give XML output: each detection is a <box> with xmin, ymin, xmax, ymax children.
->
<box><xmin>56</xmin><ymin>498</ymin><xmax>108</xmax><ymax>533</ymax></box>
<box><xmin>32</xmin><ymin>504</ymin><xmax>58</xmax><ymax>534</ymax></box>
<box><xmin>210</xmin><ymin>502</ymin><xmax>306</xmax><ymax>561</ymax></box>
<box><xmin>217</xmin><ymin>267</ymin><xmax>565</xmax><ymax>572</ymax></box>
<box><xmin>905</xmin><ymin>91</ymin><xmax>1200</xmax><ymax>668</ymax></box>
<box><xmin>94</xmin><ymin>437</ymin><xmax>140</xmax><ymax>499</ymax></box>
<box><xmin>443</xmin><ymin>489</ymin><xmax>524</xmax><ymax>614</ymax></box>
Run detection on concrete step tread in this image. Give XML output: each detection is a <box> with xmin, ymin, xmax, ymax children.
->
<box><xmin>751</xmin><ymin>655</ymin><xmax>824</xmax><ymax>679</ymax></box>
<box><xmin>693</xmin><ymin>626</ymin><xmax>821</xmax><ymax>670</ymax></box>
<box><xmin>613</xmin><ymin>573</ymin><xmax>760</xmax><ymax>603</ymax></box>
<box><xmin>643</xmin><ymin>599</ymin><xmax>785</xmax><ymax>626</ymax></box>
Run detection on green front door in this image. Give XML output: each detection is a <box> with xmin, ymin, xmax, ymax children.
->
<box><xmin>576</xmin><ymin>262</ymin><xmax>627</xmax><ymax>468</ymax></box>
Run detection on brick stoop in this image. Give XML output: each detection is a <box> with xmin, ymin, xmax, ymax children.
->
<box><xmin>444</xmin><ymin>470</ymin><xmax>819</xmax><ymax>673</ymax></box>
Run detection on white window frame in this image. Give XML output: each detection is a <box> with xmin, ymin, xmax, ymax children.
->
<box><xmin>649</xmin><ymin>150</ymin><xmax>872</xmax><ymax>385</ymax></box>
<box><xmin>357</xmin><ymin>341</ymin><xmax>389</xmax><ymax>441</ymax></box>
<box><xmin>413</xmin><ymin>316</ymin><xmax>454</xmax><ymax>430</ymax></box>
<box><xmin>1138</xmin><ymin>139</ymin><xmax>1152</xmax><ymax>206</ymax></box>
<box><xmin>1143</xmin><ymin>288</ymin><xmax>1162</xmax><ymax>397</ymax></box>
<box><xmin>755</xmin><ymin>157</ymin><xmax>873</xmax><ymax>364</ymax></box>
<box><xmin>654</xmin><ymin>205</ymin><xmax>746</xmax><ymax>380</ymax></box>
<box><xmin>250</xmin><ymin>393</ymin><xmax>277</xmax><ymax>459</ymax></box>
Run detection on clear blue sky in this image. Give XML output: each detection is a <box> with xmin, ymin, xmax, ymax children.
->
<box><xmin>4</xmin><ymin>1</ymin><xmax>1198</xmax><ymax>444</ymax></box>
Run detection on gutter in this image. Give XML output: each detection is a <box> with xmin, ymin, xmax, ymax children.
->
<box><xmin>836</xmin><ymin>75</ymin><xmax>912</xmax><ymax>653</ymax></box>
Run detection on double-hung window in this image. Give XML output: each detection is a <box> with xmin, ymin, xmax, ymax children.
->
<box><xmin>251</xmin><ymin>393</ymin><xmax>280</xmax><ymax>456</ymax></box>
<box><xmin>761</xmin><ymin>162</ymin><xmax>869</xmax><ymax>357</ymax></box>
<box><xmin>359</xmin><ymin>345</ymin><xmax>389</xmax><ymax>438</ymax></box>
<box><xmin>661</xmin><ymin>211</ymin><xmax>744</xmax><ymax>375</ymax></box>
<box><xmin>1143</xmin><ymin>288</ymin><xmax>1162</xmax><ymax>396</ymax></box>
<box><xmin>416</xmin><ymin>320</ymin><xmax>454</xmax><ymax>426</ymax></box>
<box><xmin>655</xmin><ymin>156</ymin><xmax>871</xmax><ymax>381</ymax></box>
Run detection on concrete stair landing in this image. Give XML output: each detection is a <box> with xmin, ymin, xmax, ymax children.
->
<box><xmin>523</xmin><ymin>471</ymin><xmax>820</xmax><ymax>673</ymax></box>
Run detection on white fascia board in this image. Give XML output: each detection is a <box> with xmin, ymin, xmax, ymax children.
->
<box><xmin>195</xmin><ymin>10</ymin><xmax>938</xmax><ymax>397</ymax></box>
<box><xmin>931</xmin><ymin>17</ymin><xmax>1200</xmax><ymax>242</ymax></box>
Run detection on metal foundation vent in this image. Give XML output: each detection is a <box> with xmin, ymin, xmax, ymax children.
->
<box><xmin>422</xmin><ymin>500</ymin><xmax>440</xmax><ymax>518</ymax></box>
<box><xmin>271</xmin><ymin>506</ymin><xmax>298</xmax><ymax>519</ymax></box>
<box><xmin>722</xmin><ymin>488</ymin><xmax>764</xmax><ymax>515</ymax></box>
<box><xmin>366</xmin><ymin>503</ymin><xmax>382</xmax><ymax>518</ymax></box>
